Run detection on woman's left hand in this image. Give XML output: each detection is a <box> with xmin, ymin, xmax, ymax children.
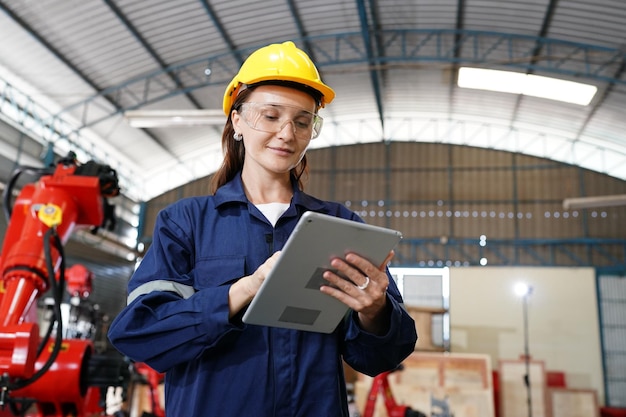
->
<box><xmin>320</xmin><ymin>250</ymin><xmax>395</xmax><ymax>335</ymax></box>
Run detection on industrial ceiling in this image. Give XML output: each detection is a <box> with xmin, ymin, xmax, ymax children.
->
<box><xmin>1</xmin><ymin>0</ymin><xmax>626</xmax><ymax>203</ymax></box>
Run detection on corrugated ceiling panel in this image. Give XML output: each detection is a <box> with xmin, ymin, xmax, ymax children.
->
<box><xmin>385</xmin><ymin>68</ymin><xmax>452</xmax><ymax>116</ymax></box>
<box><xmin>584</xmin><ymin>86</ymin><xmax>626</xmax><ymax>149</ymax></box>
<box><xmin>464</xmin><ymin>0</ymin><xmax>548</xmax><ymax>34</ymax></box>
<box><xmin>377</xmin><ymin>0</ymin><xmax>460</xmax><ymax>29</ymax></box>
<box><xmin>0</xmin><ymin>12</ymin><xmax>96</xmax><ymax>107</ymax></box>
<box><xmin>323</xmin><ymin>71</ymin><xmax>378</xmax><ymax>118</ymax></box>
<box><xmin>451</xmin><ymin>87</ymin><xmax>520</xmax><ymax>122</ymax></box>
<box><xmin>213</xmin><ymin>0</ymin><xmax>300</xmax><ymax>48</ymax></box>
<box><xmin>119</xmin><ymin>0</ymin><xmax>222</xmax><ymax>64</ymax></box>
<box><xmin>549</xmin><ymin>0</ymin><xmax>626</xmax><ymax>47</ymax></box>
<box><xmin>294</xmin><ymin>0</ymin><xmax>363</xmax><ymax>35</ymax></box>
<box><xmin>514</xmin><ymin>95</ymin><xmax>590</xmax><ymax>135</ymax></box>
<box><xmin>9</xmin><ymin>1</ymin><xmax>155</xmax><ymax>88</ymax></box>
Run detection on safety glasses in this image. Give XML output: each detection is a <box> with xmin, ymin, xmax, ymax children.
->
<box><xmin>237</xmin><ymin>102</ymin><xmax>323</xmax><ymax>140</ymax></box>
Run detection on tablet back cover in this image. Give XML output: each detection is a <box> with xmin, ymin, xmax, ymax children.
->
<box><xmin>242</xmin><ymin>211</ymin><xmax>402</xmax><ymax>333</ymax></box>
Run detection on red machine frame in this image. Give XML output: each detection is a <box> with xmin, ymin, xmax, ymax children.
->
<box><xmin>362</xmin><ymin>367</ymin><xmax>427</xmax><ymax>417</ymax></box>
<box><xmin>0</xmin><ymin>154</ymin><xmax>123</xmax><ymax>417</ymax></box>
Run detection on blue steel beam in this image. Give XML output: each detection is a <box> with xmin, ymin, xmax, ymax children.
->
<box><xmin>0</xmin><ymin>76</ymin><xmax>137</xmax><ymax>193</ymax></box>
<box><xmin>286</xmin><ymin>0</ymin><xmax>313</xmax><ymax>58</ymax></box>
<box><xmin>198</xmin><ymin>0</ymin><xmax>244</xmax><ymax>65</ymax></box>
<box><xmin>105</xmin><ymin>0</ymin><xmax>203</xmax><ymax>110</ymax></box>
<box><xmin>397</xmin><ymin>237</ymin><xmax>626</xmax><ymax>273</ymax></box>
<box><xmin>355</xmin><ymin>0</ymin><xmax>385</xmax><ymax>129</ymax></box>
<box><xmin>285</xmin><ymin>0</ymin><xmax>333</xmax><ymax>92</ymax></box>
<box><xmin>49</xmin><ymin>30</ymin><xmax>626</xmax><ymax>133</ymax></box>
<box><xmin>447</xmin><ymin>0</ymin><xmax>466</xmax><ymax>110</ymax></box>
<box><xmin>0</xmin><ymin>2</ymin><xmax>102</xmax><ymax>101</ymax></box>
<box><xmin>3</xmin><ymin>29</ymin><xmax>626</xmax><ymax>187</ymax></box>
<box><xmin>509</xmin><ymin>0</ymin><xmax>559</xmax><ymax>126</ymax></box>
<box><xmin>0</xmin><ymin>0</ymin><xmax>179</xmax><ymax>159</ymax></box>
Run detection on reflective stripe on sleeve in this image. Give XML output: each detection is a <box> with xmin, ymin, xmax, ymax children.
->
<box><xmin>127</xmin><ymin>280</ymin><xmax>196</xmax><ymax>305</ymax></box>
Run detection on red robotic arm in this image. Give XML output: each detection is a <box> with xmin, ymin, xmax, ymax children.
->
<box><xmin>0</xmin><ymin>153</ymin><xmax>120</xmax><ymax>416</ymax></box>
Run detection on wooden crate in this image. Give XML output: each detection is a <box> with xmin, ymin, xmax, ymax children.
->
<box><xmin>549</xmin><ymin>388</ymin><xmax>599</xmax><ymax>417</ymax></box>
<box><xmin>498</xmin><ymin>358</ymin><xmax>548</xmax><ymax>417</ymax></box>
<box><xmin>355</xmin><ymin>351</ymin><xmax>494</xmax><ymax>417</ymax></box>
<box><xmin>406</xmin><ymin>305</ymin><xmax>448</xmax><ymax>352</ymax></box>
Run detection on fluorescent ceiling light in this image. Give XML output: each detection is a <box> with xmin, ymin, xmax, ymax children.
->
<box><xmin>563</xmin><ymin>194</ymin><xmax>626</xmax><ymax>209</ymax></box>
<box><xmin>458</xmin><ymin>67</ymin><xmax>597</xmax><ymax>105</ymax></box>
<box><xmin>124</xmin><ymin>109</ymin><xmax>225</xmax><ymax>128</ymax></box>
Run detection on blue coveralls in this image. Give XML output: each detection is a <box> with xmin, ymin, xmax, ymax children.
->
<box><xmin>107</xmin><ymin>173</ymin><xmax>417</xmax><ymax>417</ymax></box>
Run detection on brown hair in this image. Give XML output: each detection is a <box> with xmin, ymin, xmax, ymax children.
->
<box><xmin>209</xmin><ymin>84</ymin><xmax>312</xmax><ymax>194</ymax></box>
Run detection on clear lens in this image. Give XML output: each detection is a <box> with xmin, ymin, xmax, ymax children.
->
<box><xmin>238</xmin><ymin>102</ymin><xmax>323</xmax><ymax>139</ymax></box>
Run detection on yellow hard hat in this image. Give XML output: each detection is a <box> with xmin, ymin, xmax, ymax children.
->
<box><xmin>223</xmin><ymin>41</ymin><xmax>335</xmax><ymax>115</ymax></box>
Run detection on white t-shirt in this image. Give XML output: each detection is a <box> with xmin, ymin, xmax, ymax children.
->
<box><xmin>255</xmin><ymin>202</ymin><xmax>290</xmax><ymax>227</ymax></box>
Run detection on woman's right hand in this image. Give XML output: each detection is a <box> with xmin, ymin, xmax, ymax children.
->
<box><xmin>228</xmin><ymin>251</ymin><xmax>281</xmax><ymax>317</ymax></box>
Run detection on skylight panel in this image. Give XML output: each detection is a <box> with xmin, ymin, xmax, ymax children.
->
<box><xmin>458</xmin><ymin>67</ymin><xmax>597</xmax><ymax>105</ymax></box>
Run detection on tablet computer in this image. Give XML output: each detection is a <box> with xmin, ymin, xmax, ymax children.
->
<box><xmin>242</xmin><ymin>211</ymin><xmax>402</xmax><ymax>333</ymax></box>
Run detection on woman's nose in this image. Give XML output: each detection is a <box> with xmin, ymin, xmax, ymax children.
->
<box><xmin>277</xmin><ymin>119</ymin><xmax>297</xmax><ymax>139</ymax></box>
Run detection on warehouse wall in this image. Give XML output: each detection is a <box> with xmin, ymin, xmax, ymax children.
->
<box><xmin>448</xmin><ymin>266</ymin><xmax>604</xmax><ymax>404</ymax></box>
<box><xmin>143</xmin><ymin>143</ymin><xmax>626</xmax><ymax>253</ymax></box>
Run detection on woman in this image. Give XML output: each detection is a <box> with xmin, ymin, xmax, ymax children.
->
<box><xmin>108</xmin><ymin>41</ymin><xmax>417</xmax><ymax>417</ymax></box>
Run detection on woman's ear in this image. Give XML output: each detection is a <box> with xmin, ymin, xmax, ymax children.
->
<box><xmin>231</xmin><ymin>109</ymin><xmax>242</xmax><ymax>131</ymax></box>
